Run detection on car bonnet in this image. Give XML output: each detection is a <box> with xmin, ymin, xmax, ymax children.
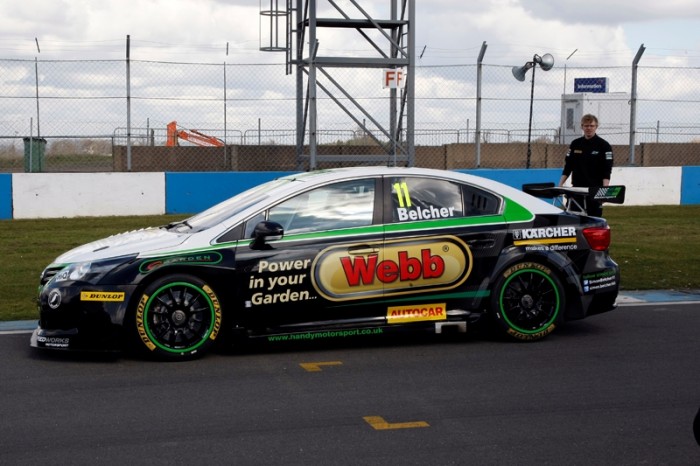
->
<box><xmin>53</xmin><ymin>227</ymin><xmax>189</xmax><ymax>264</ymax></box>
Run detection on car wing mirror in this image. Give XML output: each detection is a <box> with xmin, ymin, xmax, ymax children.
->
<box><xmin>251</xmin><ymin>221</ymin><xmax>284</xmax><ymax>249</ymax></box>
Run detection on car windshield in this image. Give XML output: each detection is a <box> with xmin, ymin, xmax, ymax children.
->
<box><xmin>165</xmin><ymin>178</ymin><xmax>292</xmax><ymax>232</ymax></box>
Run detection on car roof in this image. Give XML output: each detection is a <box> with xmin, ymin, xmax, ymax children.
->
<box><xmin>274</xmin><ymin>166</ymin><xmax>560</xmax><ymax>215</ymax></box>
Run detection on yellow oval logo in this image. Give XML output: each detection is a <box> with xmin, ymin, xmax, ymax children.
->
<box><xmin>312</xmin><ymin>236</ymin><xmax>472</xmax><ymax>301</ymax></box>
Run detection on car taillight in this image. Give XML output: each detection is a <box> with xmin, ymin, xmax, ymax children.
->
<box><xmin>582</xmin><ymin>226</ymin><xmax>611</xmax><ymax>251</ymax></box>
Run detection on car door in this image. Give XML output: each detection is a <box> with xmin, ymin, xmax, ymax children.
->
<box><xmin>230</xmin><ymin>176</ymin><xmax>387</xmax><ymax>332</ymax></box>
<box><xmin>380</xmin><ymin>175</ymin><xmax>507</xmax><ymax>323</ymax></box>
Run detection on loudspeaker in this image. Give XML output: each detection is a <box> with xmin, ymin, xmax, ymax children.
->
<box><xmin>537</xmin><ymin>53</ymin><xmax>554</xmax><ymax>71</ymax></box>
<box><xmin>511</xmin><ymin>64</ymin><xmax>531</xmax><ymax>82</ymax></box>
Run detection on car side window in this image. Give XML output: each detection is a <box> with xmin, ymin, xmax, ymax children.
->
<box><xmin>243</xmin><ymin>212</ymin><xmax>266</xmax><ymax>239</ymax></box>
<box><xmin>462</xmin><ymin>184</ymin><xmax>501</xmax><ymax>216</ymax></box>
<box><xmin>390</xmin><ymin>176</ymin><xmax>464</xmax><ymax>223</ymax></box>
<box><xmin>267</xmin><ymin>179</ymin><xmax>376</xmax><ymax>234</ymax></box>
<box><xmin>389</xmin><ymin>176</ymin><xmax>500</xmax><ymax>223</ymax></box>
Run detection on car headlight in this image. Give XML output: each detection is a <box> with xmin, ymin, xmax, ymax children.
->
<box><xmin>51</xmin><ymin>255</ymin><xmax>137</xmax><ymax>284</ymax></box>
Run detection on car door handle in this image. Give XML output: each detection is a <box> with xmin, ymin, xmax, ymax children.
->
<box><xmin>466</xmin><ymin>237</ymin><xmax>496</xmax><ymax>249</ymax></box>
<box><xmin>347</xmin><ymin>246</ymin><xmax>380</xmax><ymax>255</ymax></box>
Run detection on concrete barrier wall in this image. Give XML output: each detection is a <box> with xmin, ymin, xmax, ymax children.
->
<box><xmin>612</xmin><ymin>167</ymin><xmax>682</xmax><ymax>206</ymax></box>
<box><xmin>10</xmin><ymin>173</ymin><xmax>165</xmax><ymax>219</ymax></box>
<box><xmin>458</xmin><ymin>167</ymin><xmax>682</xmax><ymax>206</ymax></box>
<box><xmin>1</xmin><ymin>167</ymin><xmax>698</xmax><ymax>220</ymax></box>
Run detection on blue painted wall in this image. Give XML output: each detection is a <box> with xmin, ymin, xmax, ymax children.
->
<box><xmin>165</xmin><ymin>171</ymin><xmax>289</xmax><ymax>214</ymax></box>
<box><xmin>681</xmin><ymin>166</ymin><xmax>700</xmax><ymax>205</ymax></box>
<box><xmin>0</xmin><ymin>174</ymin><xmax>11</xmax><ymax>220</ymax></box>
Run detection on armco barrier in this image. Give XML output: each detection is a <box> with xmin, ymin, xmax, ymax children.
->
<box><xmin>2</xmin><ymin>167</ymin><xmax>699</xmax><ymax>220</ymax></box>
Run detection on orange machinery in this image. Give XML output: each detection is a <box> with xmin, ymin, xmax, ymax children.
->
<box><xmin>166</xmin><ymin>121</ymin><xmax>224</xmax><ymax>147</ymax></box>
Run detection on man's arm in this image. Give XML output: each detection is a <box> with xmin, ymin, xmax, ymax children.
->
<box><xmin>601</xmin><ymin>139</ymin><xmax>613</xmax><ymax>185</ymax></box>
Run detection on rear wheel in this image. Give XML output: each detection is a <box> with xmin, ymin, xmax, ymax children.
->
<box><xmin>134</xmin><ymin>274</ymin><xmax>222</xmax><ymax>360</ymax></box>
<box><xmin>491</xmin><ymin>262</ymin><xmax>564</xmax><ymax>341</ymax></box>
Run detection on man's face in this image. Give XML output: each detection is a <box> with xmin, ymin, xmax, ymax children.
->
<box><xmin>581</xmin><ymin>121</ymin><xmax>597</xmax><ymax>139</ymax></box>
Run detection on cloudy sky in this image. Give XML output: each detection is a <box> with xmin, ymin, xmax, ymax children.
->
<box><xmin>0</xmin><ymin>0</ymin><xmax>697</xmax><ymax>66</ymax></box>
<box><xmin>0</xmin><ymin>0</ymin><xmax>698</xmax><ymax>140</ymax></box>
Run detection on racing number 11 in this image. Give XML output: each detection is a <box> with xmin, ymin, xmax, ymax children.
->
<box><xmin>394</xmin><ymin>182</ymin><xmax>412</xmax><ymax>208</ymax></box>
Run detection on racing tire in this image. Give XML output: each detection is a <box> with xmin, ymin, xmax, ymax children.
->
<box><xmin>490</xmin><ymin>262</ymin><xmax>564</xmax><ymax>342</ymax></box>
<box><xmin>134</xmin><ymin>274</ymin><xmax>222</xmax><ymax>360</ymax></box>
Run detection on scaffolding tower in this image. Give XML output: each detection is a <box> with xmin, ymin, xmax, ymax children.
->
<box><xmin>260</xmin><ymin>0</ymin><xmax>415</xmax><ymax>169</ymax></box>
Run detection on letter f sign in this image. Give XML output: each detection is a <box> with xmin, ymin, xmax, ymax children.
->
<box><xmin>383</xmin><ymin>69</ymin><xmax>405</xmax><ymax>89</ymax></box>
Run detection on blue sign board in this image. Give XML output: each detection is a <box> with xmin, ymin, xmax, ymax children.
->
<box><xmin>574</xmin><ymin>77</ymin><xmax>608</xmax><ymax>93</ymax></box>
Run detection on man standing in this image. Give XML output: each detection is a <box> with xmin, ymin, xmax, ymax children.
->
<box><xmin>558</xmin><ymin>114</ymin><xmax>613</xmax><ymax>217</ymax></box>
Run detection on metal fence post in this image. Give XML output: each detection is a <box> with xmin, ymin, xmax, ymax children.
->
<box><xmin>126</xmin><ymin>35</ymin><xmax>132</xmax><ymax>172</ymax></box>
<box><xmin>475</xmin><ymin>41</ymin><xmax>487</xmax><ymax>168</ymax></box>
<box><xmin>629</xmin><ymin>44</ymin><xmax>646</xmax><ymax>166</ymax></box>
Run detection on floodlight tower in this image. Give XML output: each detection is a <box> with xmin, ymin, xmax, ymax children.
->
<box><xmin>260</xmin><ymin>0</ymin><xmax>415</xmax><ymax>169</ymax></box>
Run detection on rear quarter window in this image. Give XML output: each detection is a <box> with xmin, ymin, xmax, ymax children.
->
<box><xmin>389</xmin><ymin>176</ymin><xmax>500</xmax><ymax>223</ymax></box>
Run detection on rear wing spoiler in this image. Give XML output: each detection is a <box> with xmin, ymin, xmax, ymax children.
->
<box><xmin>522</xmin><ymin>183</ymin><xmax>626</xmax><ymax>214</ymax></box>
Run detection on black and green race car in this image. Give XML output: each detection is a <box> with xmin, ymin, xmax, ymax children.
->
<box><xmin>31</xmin><ymin>166</ymin><xmax>623</xmax><ymax>360</ymax></box>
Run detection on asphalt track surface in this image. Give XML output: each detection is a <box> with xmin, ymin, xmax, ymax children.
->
<box><xmin>1</xmin><ymin>293</ymin><xmax>699</xmax><ymax>465</ymax></box>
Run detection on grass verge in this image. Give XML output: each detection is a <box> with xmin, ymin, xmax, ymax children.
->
<box><xmin>604</xmin><ymin>205</ymin><xmax>700</xmax><ymax>291</ymax></box>
<box><xmin>1</xmin><ymin>206</ymin><xmax>698</xmax><ymax>322</ymax></box>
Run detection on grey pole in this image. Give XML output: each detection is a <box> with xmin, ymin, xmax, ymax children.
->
<box><xmin>629</xmin><ymin>44</ymin><xmax>645</xmax><ymax>166</ymax></box>
<box><xmin>475</xmin><ymin>41</ymin><xmax>487</xmax><ymax>168</ymax></box>
<box><xmin>126</xmin><ymin>35</ymin><xmax>132</xmax><ymax>172</ymax></box>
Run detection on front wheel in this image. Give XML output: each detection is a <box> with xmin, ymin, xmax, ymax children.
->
<box><xmin>490</xmin><ymin>262</ymin><xmax>564</xmax><ymax>341</ymax></box>
<box><xmin>134</xmin><ymin>274</ymin><xmax>222</xmax><ymax>360</ymax></box>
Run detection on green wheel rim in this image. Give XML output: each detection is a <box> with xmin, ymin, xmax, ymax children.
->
<box><xmin>498</xmin><ymin>269</ymin><xmax>561</xmax><ymax>334</ymax></box>
<box><xmin>143</xmin><ymin>281</ymin><xmax>217</xmax><ymax>354</ymax></box>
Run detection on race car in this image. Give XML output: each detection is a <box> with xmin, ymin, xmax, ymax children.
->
<box><xmin>31</xmin><ymin>166</ymin><xmax>622</xmax><ymax>360</ymax></box>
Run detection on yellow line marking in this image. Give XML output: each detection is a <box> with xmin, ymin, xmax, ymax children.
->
<box><xmin>363</xmin><ymin>416</ymin><xmax>430</xmax><ymax>430</ymax></box>
<box><xmin>299</xmin><ymin>361</ymin><xmax>343</xmax><ymax>372</ymax></box>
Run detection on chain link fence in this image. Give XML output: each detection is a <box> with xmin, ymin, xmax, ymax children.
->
<box><xmin>1</xmin><ymin>55</ymin><xmax>699</xmax><ymax>172</ymax></box>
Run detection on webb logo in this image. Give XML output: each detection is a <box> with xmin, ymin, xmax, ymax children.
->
<box><xmin>311</xmin><ymin>236</ymin><xmax>473</xmax><ymax>301</ymax></box>
<box><xmin>340</xmin><ymin>249</ymin><xmax>445</xmax><ymax>286</ymax></box>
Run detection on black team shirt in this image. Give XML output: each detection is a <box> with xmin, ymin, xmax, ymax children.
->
<box><xmin>562</xmin><ymin>134</ymin><xmax>614</xmax><ymax>187</ymax></box>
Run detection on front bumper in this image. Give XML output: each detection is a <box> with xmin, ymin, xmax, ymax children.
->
<box><xmin>30</xmin><ymin>324</ymin><xmax>123</xmax><ymax>352</ymax></box>
<box><xmin>32</xmin><ymin>283</ymin><xmax>136</xmax><ymax>352</ymax></box>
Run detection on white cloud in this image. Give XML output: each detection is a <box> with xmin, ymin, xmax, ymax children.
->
<box><xmin>1</xmin><ymin>0</ymin><xmax>697</xmax><ymax>65</ymax></box>
<box><xmin>520</xmin><ymin>0</ymin><xmax>700</xmax><ymax>24</ymax></box>
<box><xmin>0</xmin><ymin>0</ymin><xmax>698</xmax><ymax>138</ymax></box>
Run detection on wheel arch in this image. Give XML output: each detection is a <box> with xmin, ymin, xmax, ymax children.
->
<box><xmin>122</xmin><ymin>264</ymin><xmax>238</xmax><ymax>357</ymax></box>
<box><xmin>130</xmin><ymin>270</ymin><xmax>227</xmax><ymax>359</ymax></box>
<box><xmin>128</xmin><ymin>264</ymin><xmax>234</xmax><ymax>313</ymax></box>
<box><xmin>488</xmin><ymin>248</ymin><xmax>583</xmax><ymax>321</ymax></box>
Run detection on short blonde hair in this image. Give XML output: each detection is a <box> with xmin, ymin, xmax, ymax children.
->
<box><xmin>581</xmin><ymin>114</ymin><xmax>598</xmax><ymax>126</ymax></box>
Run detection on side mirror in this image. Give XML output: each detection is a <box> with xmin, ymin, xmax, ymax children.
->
<box><xmin>251</xmin><ymin>221</ymin><xmax>284</xmax><ymax>248</ymax></box>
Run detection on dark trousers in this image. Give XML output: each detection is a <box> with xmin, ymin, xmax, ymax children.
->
<box><xmin>587</xmin><ymin>200</ymin><xmax>603</xmax><ymax>217</ymax></box>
